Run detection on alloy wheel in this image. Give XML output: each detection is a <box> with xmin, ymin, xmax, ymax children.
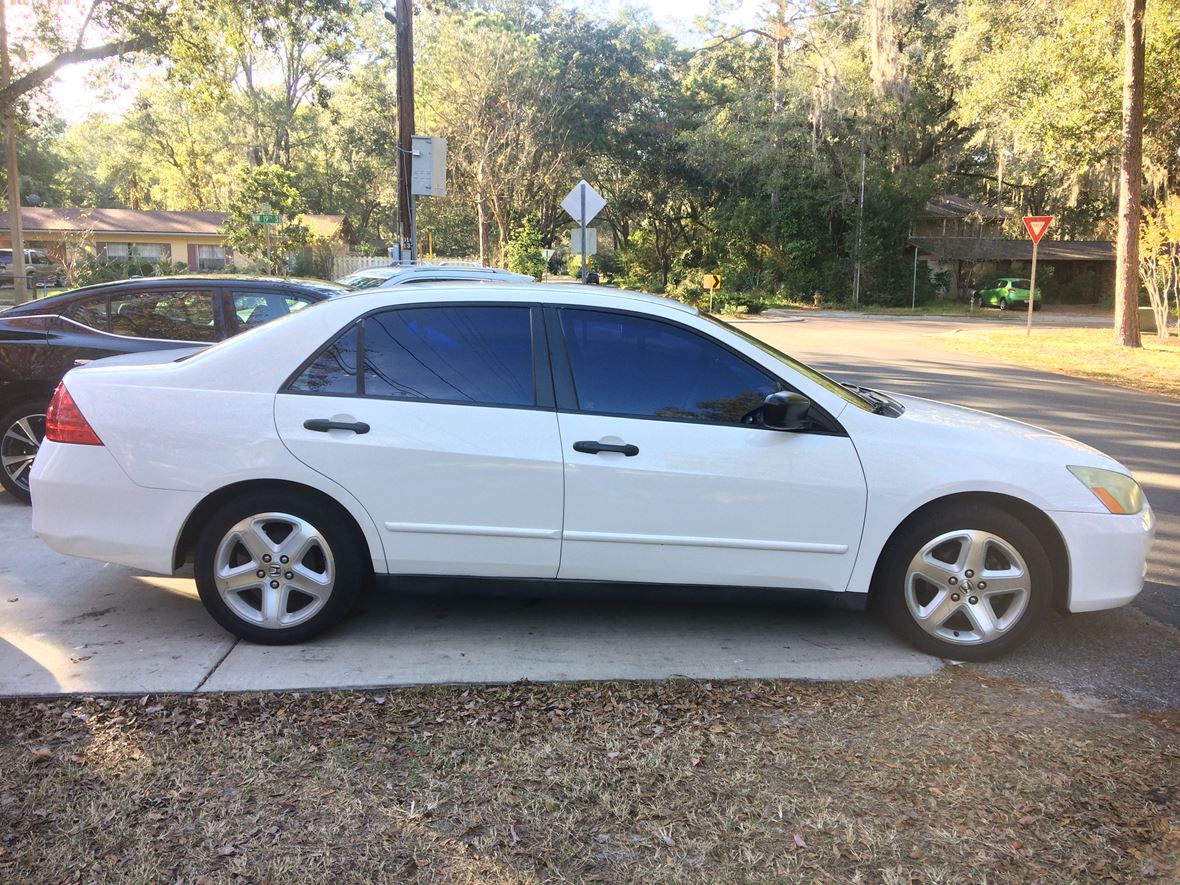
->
<box><xmin>1</xmin><ymin>412</ymin><xmax>45</xmax><ymax>494</ymax></box>
<box><xmin>904</xmin><ymin>528</ymin><xmax>1031</xmax><ymax>646</ymax></box>
<box><xmin>213</xmin><ymin>512</ymin><xmax>336</xmax><ymax>629</ymax></box>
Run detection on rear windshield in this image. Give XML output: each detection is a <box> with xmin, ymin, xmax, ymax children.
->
<box><xmin>1010</xmin><ymin>279</ymin><xmax>1032</xmax><ymax>288</ymax></box>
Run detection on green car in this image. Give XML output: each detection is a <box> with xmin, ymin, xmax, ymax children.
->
<box><xmin>976</xmin><ymin>277</ymin><xmax>1042</xmax><ymax>310</ymax></box>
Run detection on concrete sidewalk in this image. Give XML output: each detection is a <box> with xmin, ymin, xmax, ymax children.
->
<box><xmin>0</xmin><ymin>499</ymin><xmax>939</xmax><ymax>696</ymax></box>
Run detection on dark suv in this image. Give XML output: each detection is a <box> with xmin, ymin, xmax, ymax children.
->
<box><xmin>0</xmin><ymin>275</ymin><xmax>342</xmax><ymax>502</ymax></box>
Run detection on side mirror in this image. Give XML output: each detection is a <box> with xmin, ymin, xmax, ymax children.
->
<box><xmin>762</xmin><ymin>391</ymin><xmax>811</xmax><ymax>431</ymax></box>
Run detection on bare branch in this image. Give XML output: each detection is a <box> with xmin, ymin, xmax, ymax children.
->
<box><xmin>0</xmin><ymin>35</ymin><xmax>155</xmax><ymax>109</ymax></box>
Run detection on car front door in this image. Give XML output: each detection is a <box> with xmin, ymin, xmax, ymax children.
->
<box><xmin>551</xmin><ymin>307</ymin><xmax>867</xmax><ymax>592</ymax></box>
<box><xmin>275</xmin><ymin>303</ymin><xmax>564</xmax><ymax>578</ymax></box>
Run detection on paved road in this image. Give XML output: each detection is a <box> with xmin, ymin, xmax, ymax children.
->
<box><xmin>741</xmin><ymin>315</ymin><xmax>1179</xmax><ymax>708</ymax></box>
<box><xmin>0</xmin><ymin>313</ymin><xmax>1174</xmax><ymax>706</ymax></box>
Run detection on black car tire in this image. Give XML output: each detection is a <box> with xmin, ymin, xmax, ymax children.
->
<box><xmin>0</xmin><ymin>399</ymin><xmax>47</xmax><ymax>504</ymax></box>
<box><xmin>194</xmin><ymin>490</ymin><xmax>368</xmax><ymax>644</ymax></box>
<box><xmin>873</xmin><ymin>503</ymin><xmax>1052</xmax><ymax>661</ymax></box>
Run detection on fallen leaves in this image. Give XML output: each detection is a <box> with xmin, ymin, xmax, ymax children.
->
<box><xmin>0</xmin><ymin>670</ymin><xmax>1175</xmax><ymax>883</ymax></box>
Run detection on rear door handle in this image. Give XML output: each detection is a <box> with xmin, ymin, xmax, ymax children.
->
<box><xmin>573</xmin><ymin>440</ymin><xmax>639</xmax><ymax>457</ymax></box>
<box><xmin>304</xmin><ymin>418</ymin><xmax>370</xmax><ymax>434</ymax></box>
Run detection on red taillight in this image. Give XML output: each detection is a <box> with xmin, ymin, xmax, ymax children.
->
<box><xmin>45</xmin><ymin>383</ymin><xmax>103</xmax><ymax>446</ymax></box>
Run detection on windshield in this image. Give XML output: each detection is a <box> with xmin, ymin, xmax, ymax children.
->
<box><xmin>1011</xmin><ymin>279</ymin><xmax>1032</xmax><ymax>289</ymax></box>
<box><xmin>703</xmin><ymin>315</ymin><xmax>873</xmax><ymax>412</ymax></box>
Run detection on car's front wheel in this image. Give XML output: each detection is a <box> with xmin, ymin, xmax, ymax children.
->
<box><xmin>194</xmin><ymin>491</ymin><xmax>367</xmax><ymax>643</ymax></box>
<box><xmin>0</xmin><ymin>400</ymin><xmax>47</xmax><ymax>504</ymax></box>
<box><xmin>874</xmin><ymin>503</ymin><xmax>1052</xmax><ymax>660</ymax></box>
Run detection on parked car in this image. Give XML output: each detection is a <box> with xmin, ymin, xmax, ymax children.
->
<box><xmin>0</xmin><ymin>248</ymin><xmax>66</xmax><ymax>288</ymax></box>
<box><xmin>30</xmin><ymin>285</ymin><xmax>1153</xmax><ymax>659</ymax></box>
<box><xmin>977</xmin><ymin>277</ymin><xmax>1042</xmax><ymax>310</ymax></box>
<box><xmin>336</xmin><ymin>264</ymin><xmax>536</xmax><ymax>289</ymax></box>
<box><xmin>0</xmin><ymin>275</ymin><xmax>344</xmax><ymax>502</ymax></box>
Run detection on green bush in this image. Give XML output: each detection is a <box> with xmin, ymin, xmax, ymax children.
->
<box><xmin>73</xmin><ymin>257</ymin><xmax>189</xmax><ymax>287</ymax></box>
<box><xmin>506</xmin><ymin>215</ymin><xmax>547</xmax><ymax>280</ymax></box>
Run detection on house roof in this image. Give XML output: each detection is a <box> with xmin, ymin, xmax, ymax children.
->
<box><xmin>0</xmin><ymin>208</ymin><xmax>347</xmax><ymax>239</ymax></box>
<box><xmin>908</xmin><ymin>236</ymin><xmax>1115</xmax><ymax>262</ymax></box>
<box><xmin>921</xmin><ymin>195</ymin><xmax>1007</xmax><ymax>222</ymax></box>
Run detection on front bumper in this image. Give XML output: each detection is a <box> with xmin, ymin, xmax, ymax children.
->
<box><xmin>30</xmin><ymin>441</ymin><xmax>201</xmax><ymax>575</ymax></box>
<box><xmin>1049</xmin><ymin>506</ymin><xmax>1156</xmax><ymax>612</ymax></box>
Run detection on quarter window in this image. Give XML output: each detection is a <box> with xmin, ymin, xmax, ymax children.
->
<box><xmin>290</xmin><ymin>306</ymin><xmax>535</xmax><ymax>407</ymax></box>
<box><xmin>289</xmin><ymin>323</ymin><xmax>360</xmax><ymax>395</ymax></box>
<box><xmin>560</xmin><ymin>309</ymin><xmax>780</xmax><ymax>424</ymax></box>
<box><xmin>232</xmin><ymin>292</ymin><xmax>313</xmax><ymax>330</ymax></box>
<box><xmin>60</xmin><ymin>295</ymin><xmax>109</xmax><ymax>331</ymax></box>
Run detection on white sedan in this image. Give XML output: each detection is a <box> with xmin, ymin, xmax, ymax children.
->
<box><xmin>30</xmin><ymin>285</ymin><xmax>1155</xmax><ymax>659</ymax></box>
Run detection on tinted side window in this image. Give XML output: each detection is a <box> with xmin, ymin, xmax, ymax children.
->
<box><xmin>60</xmin><ymin>295</ymin><xmax>109</xmax><ymax>331</ymax></box>
<box><xmin>232</xmin><ymin>292</ymin><xmax>312</xmax><ymax>330</ymax></box>
<box><xmin>362</xmin><ymin>306</ymin><xmax>534</xmax><ymax>406</ymax></box>
<box><xmin>290</xmin><ymin>323</ymin><xmax>360</xmax><ymax>395</ymax></box>
<box><xmin>560</xmin><ymin>309</ymin><xmax>780</xmax><ymax>424</ymax></box>
<box><xmin>109</xmin><ymin>290</ymin><xmax>219</xmax><ymax>342</ymax></box>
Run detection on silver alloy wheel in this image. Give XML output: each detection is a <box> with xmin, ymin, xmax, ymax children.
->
<box><xmin>904</xmin><ymin>528</ymin><xmax>1031</xmax><ymax>646</ymax></box>
<box><xmin>213</xmin><ymin>512</ymin><xmax>336</xmax><ymax>629</ymax></box>
<box><xmin>2</xmin><ymin>412</ymin><xmax>45</xmax><ymax>492</ymax></box>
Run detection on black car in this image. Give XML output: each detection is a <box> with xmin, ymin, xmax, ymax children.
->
<box><xmin>0</xmin><ymin>275</ymin><xmax>343</xmax><ymax>502</ymax></box>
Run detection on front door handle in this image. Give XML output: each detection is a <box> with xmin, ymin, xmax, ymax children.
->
<box><xmin>573</xmin><ymin>440</ymin><xmax>639</xmax><ymax>457</ymax></box>
<box><xmin>304</xmin><ymin>418</ymin><xmax>370</xmax><ymax>434</ymax></box>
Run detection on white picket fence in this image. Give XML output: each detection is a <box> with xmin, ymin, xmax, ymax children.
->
<box><xmin>330</xmin><ymin>255</ymin><xmax>393</xmax><ymax>279</ymax></box>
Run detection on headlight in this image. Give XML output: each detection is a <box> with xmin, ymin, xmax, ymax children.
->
<box><xmin>1067</xmin><ymin>466</ymin><xmax>1144</xmax><ymax>514</ymax></box>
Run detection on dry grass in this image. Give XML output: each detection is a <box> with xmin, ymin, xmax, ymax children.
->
<box><xmin>937</xmin><ymin>326</ymin><xmax>1180</xmax><ymax>398</ymax></box>
<box><xmin>1</xmin><ymin>669</ymin><xmax>1178</xmax><ymax>883</ymax></box>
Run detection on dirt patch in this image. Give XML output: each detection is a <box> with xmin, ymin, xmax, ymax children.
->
<box><xmin>1</xmin><ymin>669</ymin><xmax>1177</xmax><ymax>883</ymax></box>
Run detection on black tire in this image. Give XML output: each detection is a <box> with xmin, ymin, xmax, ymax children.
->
<box><xmin>998</xmin><ymin>297</ymin><xmax>1009</xmax><ymax>311</ymax></box>
<box><xmin>873</xmin><ymin>503</ymin><xmax>1052</xmax><ymax>661</ymax></box>
<box><xmin>194</xmin><ymin>490</ymin><xmax>368</xmax><ymax>644</ymax></box>
<box><xmin>0</xmin><ymin>399</ymin><xmax>47</xmax><ymax>504</ymax></box>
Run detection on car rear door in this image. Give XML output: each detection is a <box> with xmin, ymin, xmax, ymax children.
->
<box><xmin>550</xmin><ymin>306</ymin><xmax>867</xmax><ymax>592</ymax></box>
<box><xmin>274</xmin><ymin>302</ymin><xmax>564</xmax><ymax>578</ymax></box>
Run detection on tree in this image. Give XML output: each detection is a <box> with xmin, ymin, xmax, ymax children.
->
<box><xmin>1113</xmin><ymin>0</ymin><xmax>1145</xmax><ymax>348</ymax></box>
<box><xmin>505</xmin><ymin>213</ymin><xmax>545</xmax><ymax>280</ymax></box>
<box><xmin>1139</xmin><ymin>196</ymin><xmax>1180</xmax><ymax>339</ymax></box>
<box><xmin>222</xmin><ymin>164</ymin><xmax>311</xmax><ymax>273</ymax></box>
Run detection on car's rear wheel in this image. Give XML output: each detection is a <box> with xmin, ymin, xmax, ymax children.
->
<box><xmin>0</xmin><ymin>400</ymin><xmax>47</xmax><ymax>504</ymax></box>
<box><xmin>998</xmin><ymin>297</ymin><xmax>1009</xmax><ymax>311</ymax></box>
<box><xmin>194</xmin><ymin>491</ymin><xmax>367</xmax><ymax>643</ymax></box>
<box><xmin>874</xmin><ymin>503</ymin><xmax>1052</xmax><ymax>661</ymax></box>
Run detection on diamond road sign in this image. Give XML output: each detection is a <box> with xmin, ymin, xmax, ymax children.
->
<box><xmin>561</xmin><ymin>180</ymin><xmax>606</xmax><ymax>225</ymax></box>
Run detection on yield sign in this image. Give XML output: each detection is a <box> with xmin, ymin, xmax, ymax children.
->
<box><xmin>561</xmin><ymin>180</ymin><xmax>606</xmax><ymax>225</ymax></box>
<box><xmin>1022</xmin><ymin>215</ymin><xmax>1053</xmax><ymax>244</ymax></box>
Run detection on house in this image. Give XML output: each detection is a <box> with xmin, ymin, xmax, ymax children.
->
<box><xmin>0</xmin><ymin>208</ymin><xmax>352</xmax><ymax>271</ymax></box>
<box><xmin>907</xmin><ymin>196</ymin><xmax>1115</xmax><ymax>302</ymax></box>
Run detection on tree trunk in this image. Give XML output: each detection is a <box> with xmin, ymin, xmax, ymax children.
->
<box><xmin>476</xmin><ymin>193</ymin><xmax>489</xmax><ymax>267</ymax></box>
<box><xmin>1113</xmin><ymin>0</ymin><xmax>1145</xmax><ymax>348</ymax></box>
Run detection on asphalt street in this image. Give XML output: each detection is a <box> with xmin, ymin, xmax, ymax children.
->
<box><xmin>0</xmin><ymin>313</ymin><xmax>1175</xmax><ymax>706</ymax></box>
<box><xmin>744</xmin><ymin>313</ymin><xmax>1179</xmax><ymax>708</ymax></box>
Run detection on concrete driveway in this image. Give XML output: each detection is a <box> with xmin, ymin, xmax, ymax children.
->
<box><xmin>1</xmin><ymin>313</ymin><xmax>1175</xmax><ymax>704</ymax></box>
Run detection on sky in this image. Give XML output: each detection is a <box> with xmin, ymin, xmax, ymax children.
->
<box><xmin>48</xmin><ymin>0</ymin><xmax>760</xmax><ymax>124</ymax></box>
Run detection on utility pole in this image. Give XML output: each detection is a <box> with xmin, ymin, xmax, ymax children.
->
<box><xmin>852</xmin><ymin>138</ymin><xmax>866</xmax><ymax>306</ymax></box>
<box><xmin>0</xmin><ymin>0</ymin><xmax>28</xmax><ymax>304</ymax></box>
<box><xmin>385</xmin><ymin>0</ymin><xmax>415</xmax><ymax>264</ymax></box>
